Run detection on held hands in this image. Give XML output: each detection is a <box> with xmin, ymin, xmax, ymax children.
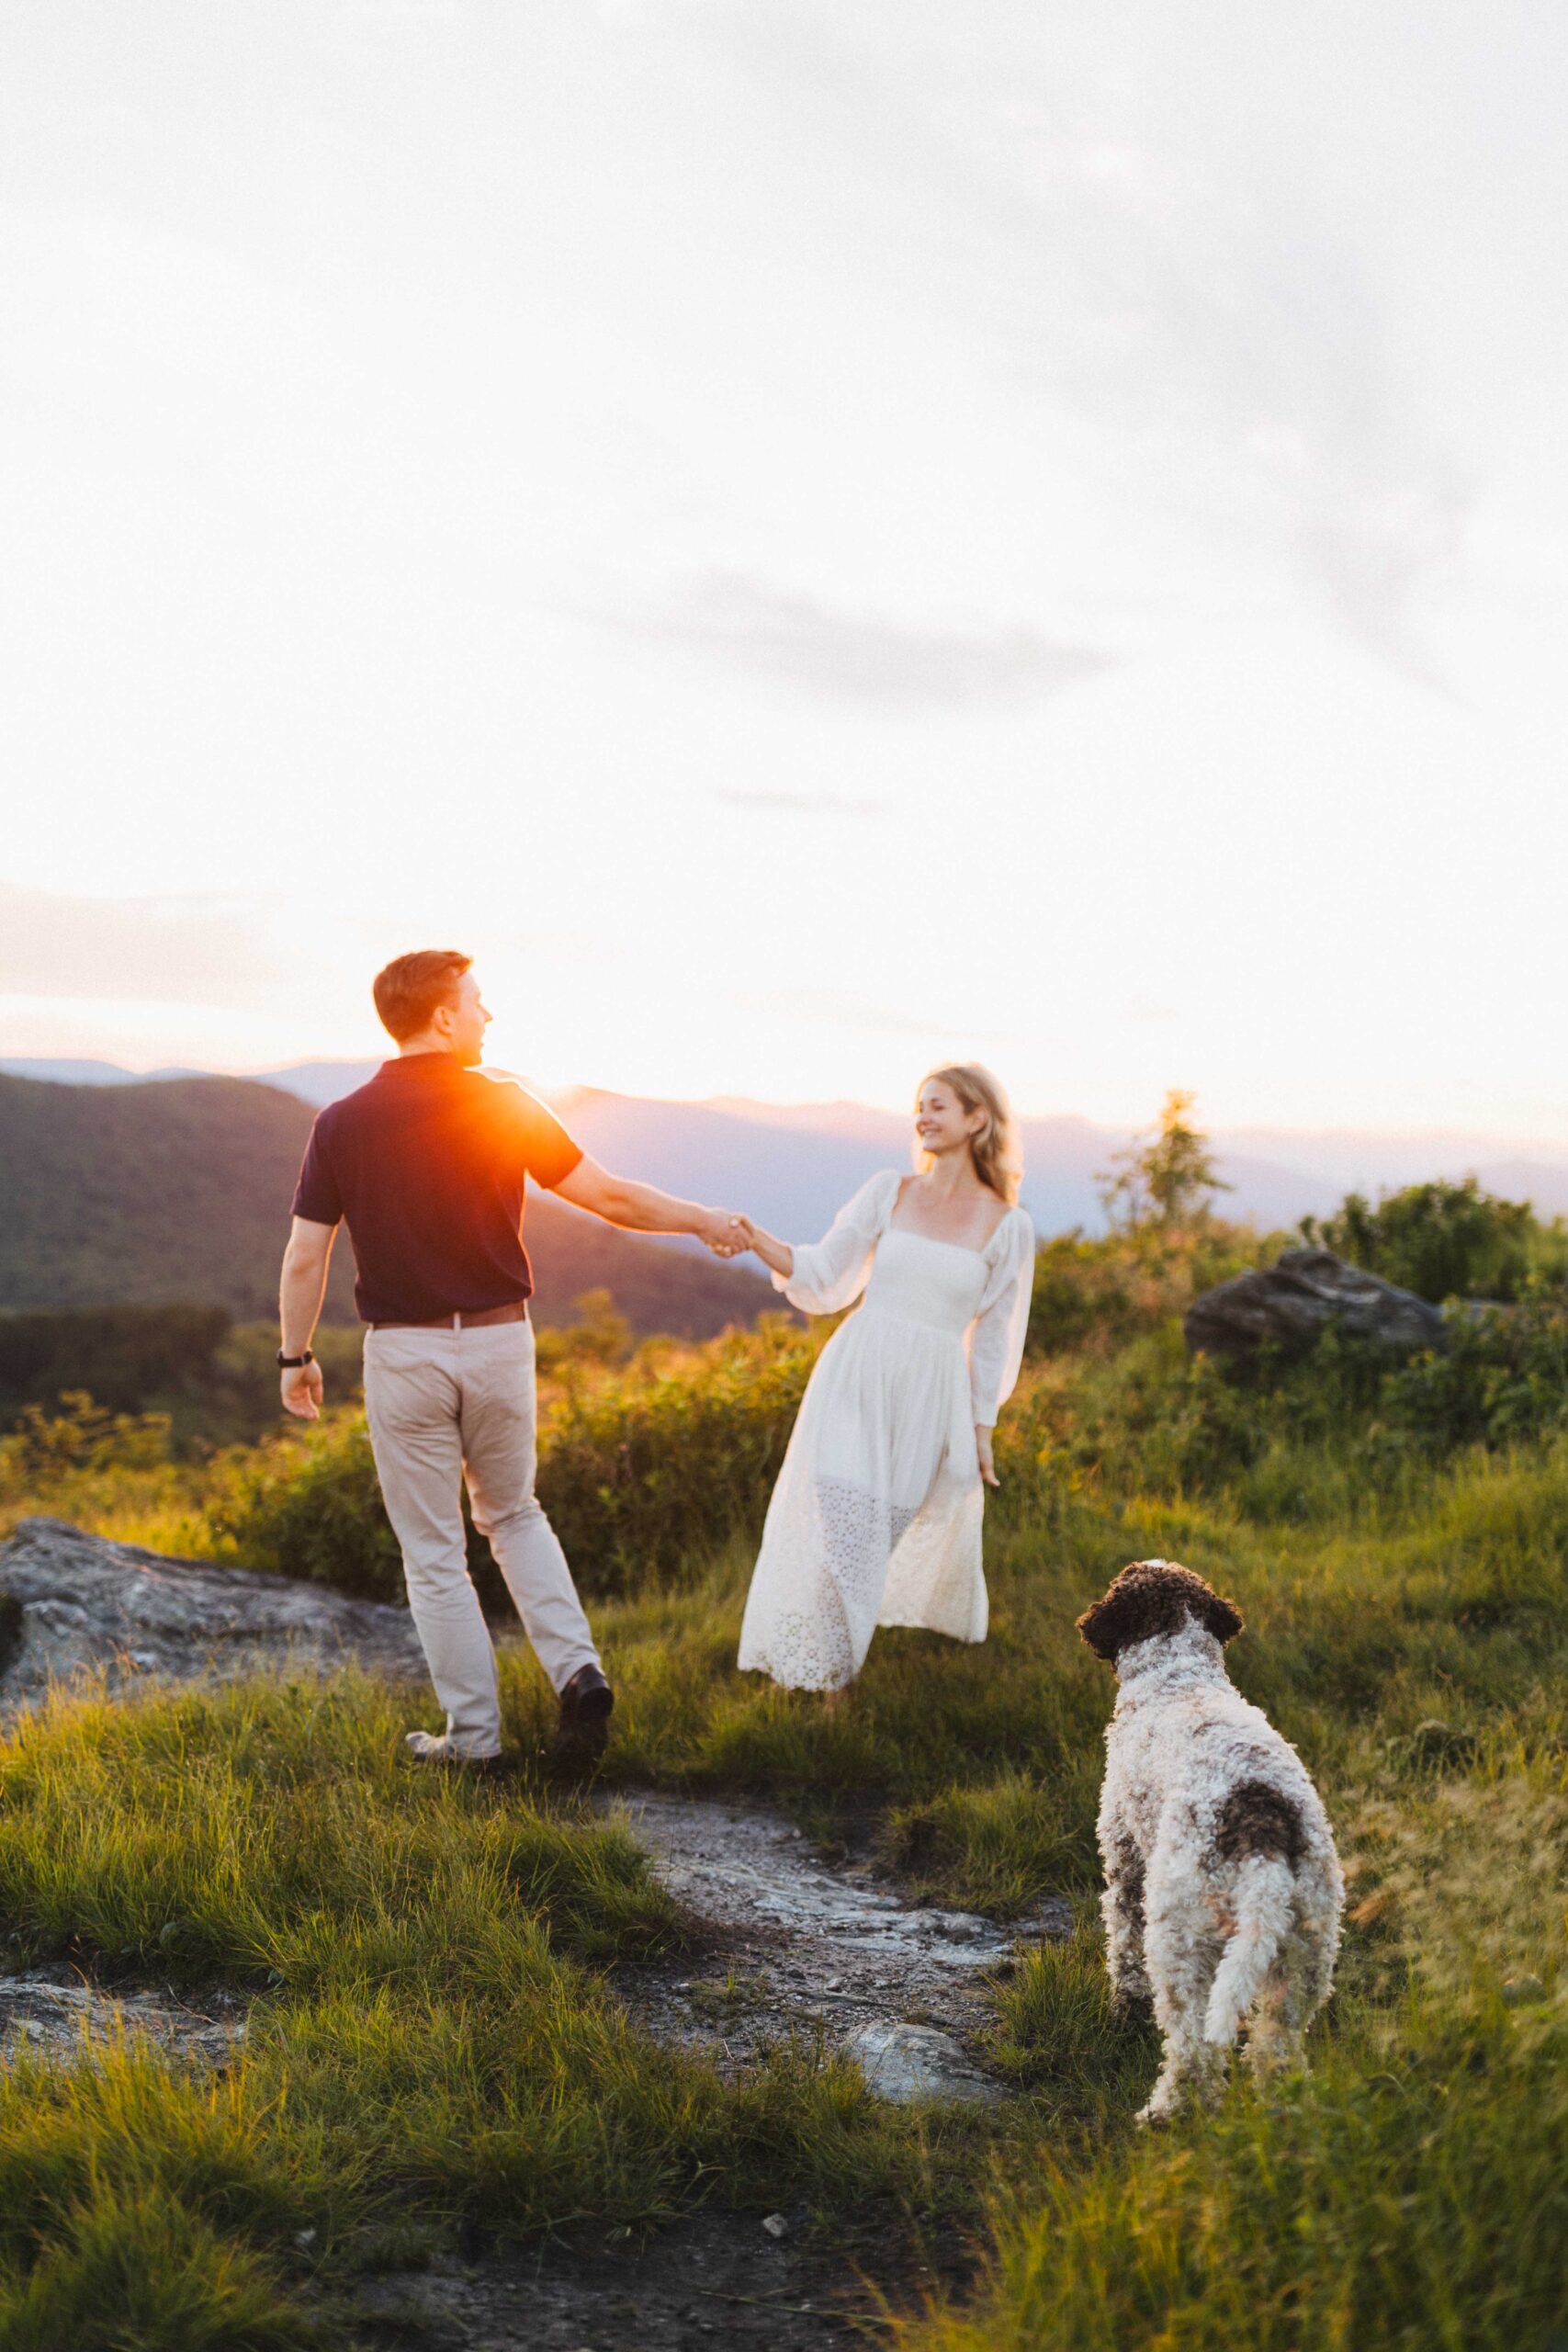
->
<box><xmin>976</xmin><ymin>1426</ymin><xmax>999</xmax><ymax>1488</ymax></box>
<box><xmin>281</xmin><ymin>1362</ymin><xmax>325</xmax><ymax>1421</ymax></box>
<box><xmin>694</xmin><ymin>1209</ymin><xmax>789</xmax><ymax>1277</ymax></box>
<box><xmin>697</xmin><ymin>1208</ymin><xmax>751</xmax><ymax>1260</ymax></box>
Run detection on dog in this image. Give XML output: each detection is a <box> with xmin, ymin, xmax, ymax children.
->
<box><xmin>1077</xmin><ymin>1558</ymin><xmax>1343</xmax><ymax>2122</ymax></box>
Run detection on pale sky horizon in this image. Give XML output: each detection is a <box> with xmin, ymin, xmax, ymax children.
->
<box><xmin>3</xmin><ymin>2</ymin><xmax>1564</xmax><ymax>1137</ymax></box>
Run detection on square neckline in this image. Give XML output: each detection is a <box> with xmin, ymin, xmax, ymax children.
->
<box><xmin>885</xmin><ymin>1226</ymin><xmax>987</xmax><ymax>1259</ymax></box>
<box><xmin>886</xmin><ymin>1175</ymin><xmax>1015</xmax><ymax>1260</ymax></box>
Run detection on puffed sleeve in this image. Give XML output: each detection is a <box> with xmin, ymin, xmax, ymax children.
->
<box><xmin>773</xmin><ymin>1170</ymin><xmax>900</xmax><ymax>1316</ymax></box>
<box><xmin>967</xmin><ymin>1209</ymin><xmax>1035</xmax><ymax>1427</ymax></box>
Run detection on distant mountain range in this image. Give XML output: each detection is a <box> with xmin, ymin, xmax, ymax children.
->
<box><xmin>6</xmin><ymin>1057</ymin><xmax>1567</xmax><ymax>1235</ymax></box>
<box><xmin>0</xmin><ymin>1072</ymin><xmax>776</xmax><ymax>1334</ymax></box>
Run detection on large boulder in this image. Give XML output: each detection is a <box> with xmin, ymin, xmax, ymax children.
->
<box><xmin>1184</xmin><ymin>1247</ymin><xmax>1447</xmax><ymax>1368</ymax></box>
<box><xmin>0</xmin><ymin>1518</ymin><xmax>425</xmax><ymax>1713</ymax></box>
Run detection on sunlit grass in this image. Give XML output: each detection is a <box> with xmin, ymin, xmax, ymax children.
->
<box><xmin>2</xmin><ymin>1319</ymin><xmax>1568</xmax><ymax>2341</ymax></box>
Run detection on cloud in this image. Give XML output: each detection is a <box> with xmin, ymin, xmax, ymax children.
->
<box><xmin>588</xmin><ymin>571</ymin><xmax>1121</xmax><ymax>707</ymax></box>
<box><xmin>0</xmin><ymin>882</ymin><xmax>346</xmax><ymax>1018</ymax></box>
<box><xmin>712</xmin><ymin>787</ymin><xmax>886</xmax><ymax>817</ymax></box>
<box><xmin>0</xmin><ymin>206</ymin><xmax>317</xmax><ymax>413</ymax></box>
<box><xmin>975</xmin><ymin>96</ymin><xmax>1472</xmax><ymax>674</ymax></box>
<box><xmin>749</xmin><ymin>988</ymin><xmax>998</xmax><ymax>1042</ymax></box>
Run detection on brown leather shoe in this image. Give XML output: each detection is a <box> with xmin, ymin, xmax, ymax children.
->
<box><xmin>547</xmin><ymin>1663</ymin><xmax>614</xmax><ymax>1775</ymax></box>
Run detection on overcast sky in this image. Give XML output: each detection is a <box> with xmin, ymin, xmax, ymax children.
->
<box><xmin>2</xmin><ymin>0</ymin><xmax>1564</xmax><ymax>1133</ymax></box>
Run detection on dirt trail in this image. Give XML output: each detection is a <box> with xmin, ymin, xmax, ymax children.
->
<box><xmin>347</xmin><ymin>1791</ymin><xmax>1066</xmax><ymax>2349</ymax></box>
<box><xmin>344</xmin><ymin>2207</ymin><xmax>974</xmax><ymax>2352</ymax></box>
<box><xmin>611</xmin><ymin>1789</ymin><xmax>1070</xmax><ymax>2104</ymax></box>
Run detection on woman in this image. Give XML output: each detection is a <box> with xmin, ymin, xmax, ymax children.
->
<box><xmin>735</xmin><ymin>1065</ymin><xmax>1034</xmax><ymax>1693</ymax></box>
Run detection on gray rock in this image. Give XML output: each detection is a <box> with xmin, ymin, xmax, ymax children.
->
<box><xmin>0</xmin><ymin>1518</ymin><xmax>426</xmax><ymax>1713</ymax></box>
<box><xmin>843</xmin><ymin>2020</ymin><xmax>1001</xmax><ymax>2107</ymax></box>
<box><xmin>0</xmin><ymin>1591</ymin><xmax>21</xmax><ymax>1678</ymax></box>
<box><xmin>1184</xmin><ymin>1248</ymin><xmax>1446</xmax><ymax>1368</ymax></box>
<box><xmin>0</xmin><ymin>1970</ymin><xmax>242</xmax><ymax>2067</ymax></box>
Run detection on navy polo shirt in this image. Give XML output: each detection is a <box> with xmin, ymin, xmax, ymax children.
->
<box><xmin>290</xmin><ymin>1055</ymin><xmax>583</xmax><ymax>1324</ymax></box>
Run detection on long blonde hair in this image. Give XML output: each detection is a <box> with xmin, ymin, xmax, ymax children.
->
<box><xmin>915</xmin><ymin>1064</ymin><xmax>1022</xmax><ymax>1204</ymax></box>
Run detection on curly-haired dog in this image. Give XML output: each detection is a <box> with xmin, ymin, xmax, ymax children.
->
<box><xmin>1077</xmin><ymin>1559</ymin><xmax>1342</xmax><ymax>2122</ymax></box>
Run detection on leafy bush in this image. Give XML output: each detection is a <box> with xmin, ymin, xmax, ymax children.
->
<box><xmin>209</xmin><ymin>1416</ymin><xmax>411</xmax><ymax>1604</ymax></box>
<box><xmin>532</xmin><ymin>1287</ymin><xmax>635</xmax><ymax>1374</ymax></box>
<box><xmin>1375</xmin><ymin>1283</ymin><xmax>1568</xmax><ymax>1454</ymax></box>
<box><xmin>1302</xmin><ymin>1176</ymin><xmax>1568</xmax><ymax>1304</ymax></box>
<box><xmin>211</xmin><ymin>1319</ymin><xmax>815</xmax><ymax>1605</ymax></box>
<box><xmin>1027</xmin><ymin>1224</ymin><xmax>1269</xmax><ymax>1359</ymax></box>
<box><xmin>536</xmin><ymin>1318</ymin><xmax>811</xmax><ymax>1589</ymax></box>
<box><xmin>1010</xmin><ymin>1275</ymin><xmax>1568</xmax><ymax>1521</ymax></box>
<box><xmin>3</xmin><ymin>1393</ymin><xmax>173</xmax><ymax>1482</ymax></box>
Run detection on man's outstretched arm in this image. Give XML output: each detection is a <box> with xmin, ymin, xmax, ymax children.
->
<box><xmin>553</xmin><ymin>1156</ymin><xmax>742</xmax><ymax>1255</ymax></box>
<box><xmin>279</xmin><ymin>1215</ymin><xmax>337</xmax><ymax>1419</ymax></box>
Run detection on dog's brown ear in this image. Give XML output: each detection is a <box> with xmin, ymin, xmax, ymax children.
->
<box><xmin>1075</xmin><ymin>1564</ymin><xmax>1176</xmax><ymax>1661</ymax></box>
<box><xmin>1077</xmin><ymin>1558</ymin><xmax>1244</xmax><ymax>1661</ymax></box>
<box><xmin>1075</xmin><ymin>1594</ymin><xmax>1121</xmax><ymax>1661</ymax></box>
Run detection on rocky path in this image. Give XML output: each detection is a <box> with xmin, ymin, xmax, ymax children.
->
<box><xmin>612</xmin><ymin>1790</ymin><xmax>1070</xmax><ymax>2103</ymax></box>
<box><xmin>344</xmin><ymin>2209</ymin><xmax>969</xmax><ymax>2351</ymax></box>
<box><xmin>347</xmin><ymin>1792</ymin><xmax>1063</xmax><ymax>2349</ymax></box>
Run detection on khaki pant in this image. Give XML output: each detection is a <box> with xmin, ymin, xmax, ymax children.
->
<box><xmin>362</xmin><ymin>1319</ymin><xmax>599</xmax><ymax>1757</ymax></box>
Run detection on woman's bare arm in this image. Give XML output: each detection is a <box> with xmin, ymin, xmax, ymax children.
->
<box><xmin>735</xmin><ymin>1217</ymin><xmax>794</xmax><ymax>1280</ymax></box>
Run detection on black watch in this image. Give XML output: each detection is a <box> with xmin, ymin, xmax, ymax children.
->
<box><xmin>276</xmin><ymin>1348</ymin><xmax>315</xmax><ymax>1369</ymax></box>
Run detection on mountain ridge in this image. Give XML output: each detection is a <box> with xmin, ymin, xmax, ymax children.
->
<box><xmin>0</xmin><ymin>1073</ymin><xmax>778</xmax><ymax>1334</ymax></box>
<box><xmin>6</xmin><ymin>1059</ymin><xmax>1565</xmax><ymax>1232</ymax></box>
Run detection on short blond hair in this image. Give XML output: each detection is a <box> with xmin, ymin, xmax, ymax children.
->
<box><xmin>916</xmin><ymin>1064</ymin><xmax>1022</xmax><ymax>1204</ymax></box>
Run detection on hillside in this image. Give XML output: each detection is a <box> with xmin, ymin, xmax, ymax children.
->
<box><xmin>13</xmin><ymin>1058</ymin><xmax>1568</xmax><ymax>1233</ymax></box>
<box><xmin>0</xmin><ymin>1074</ymin><xmax>777</xmax><ymax>1335</ymax></box>
<box><xmin>2</xmin><ymin>1236</ymin><xmax>1565</xmax><ymax>2346</ymax></box>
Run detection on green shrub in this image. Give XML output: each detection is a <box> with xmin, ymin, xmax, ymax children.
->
<box><xmin>206</xmin><ymin>1415</ymin><xmax>409</xmax><ymax>1604</ymax></box>
<box><xmin>536</xmin><ymin>1318</ymin><xmax>811</xmax><ymax>1589</ymax></box>
<box><xmin>211</xmin><ymin>1320</ymin><xmax>815</xmax><ymax>1604</ymax></box>
<box><xmin>1027</xmin><ymin>1223</ymin><xmax>1271</xmax><ymax>1359</ymax></box>
<box><xmin>1302</xmin><ymin>1176</ymin><xmax>1568</xmax><ymax>1304</ymax></box>
<box><xmin>3</xmin><ymin>1392</ymin><xmax>174</xmax><ymax>1482</ymax></box>
<box><xmin>532</xmin><ymin>1286</ymin><xmax>635</xmax><ymax>1374</ymax></box>
<box><xmin>1017</xmin><ymin>1281</ymin><xmax>1568</xmax><ymax>1517</ymax></box>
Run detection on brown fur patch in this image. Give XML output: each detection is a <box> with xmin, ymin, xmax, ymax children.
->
<box><xmin>1213</xmin><ymin>1780</ymin><xmax>1305</xmax><ymax>1868</ymax></box>
<box><xmin>1076</xmin><ymin>1559</ymin><xmax>1245</xmax><ymax>1663</ymax></box>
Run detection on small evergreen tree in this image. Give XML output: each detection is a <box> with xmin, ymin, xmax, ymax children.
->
<box><xmin>1098</xmin><ymin>1091</ymin><xmax>1230</xmax><ymax>1232</ymax></box>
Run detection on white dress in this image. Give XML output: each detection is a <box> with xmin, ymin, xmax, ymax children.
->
<box><xmin>738</xmin><ymin>1170</ymin><xmax>1035</xmax><ymax>1691</ymax></box>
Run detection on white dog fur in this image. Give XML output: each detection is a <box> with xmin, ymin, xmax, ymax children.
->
<box><xmin>1077</xmin><ymin>1558</ymin><xmax>1343</xmax><ymax>2122</ymax></box>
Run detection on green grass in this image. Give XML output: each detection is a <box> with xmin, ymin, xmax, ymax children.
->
<box><xmin>0</xmin><ymin>1669</ymin><xmax>976</xmax><ymax>2345</ymax></box>
<box><xmin>2</xmin><ymin>1283</ymin><xmax>1568</xmax><ymax>2344</ymax></box>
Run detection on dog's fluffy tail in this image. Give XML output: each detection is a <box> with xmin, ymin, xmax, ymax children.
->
<box><xmin>1204</xmin><ymin>1856</ymin><xmax>1296</xmax><ymax>2047</ymax></box>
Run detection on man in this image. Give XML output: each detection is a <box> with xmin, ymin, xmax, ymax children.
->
<box><xmin>277</xmin><ymin>949</ymin><xmax>742</xmax><ymax>1772</ymax></box>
